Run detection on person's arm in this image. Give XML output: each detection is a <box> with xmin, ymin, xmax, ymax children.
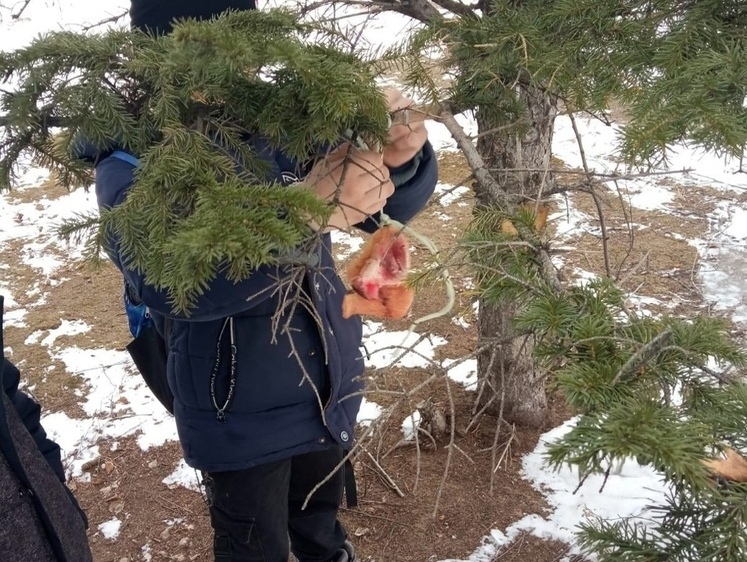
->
<box><xmin>2</xmin><ymin>358</ymin><xmax>89</xmax><ymax>526</ymax></box>
<box><xmin>1</xmin><ymin>359</ymin><xmax>65</xmax><ymax>482</ymax></box>
<box><xmin>357</xmin><ymin>140</ymin><xmax>437</xmax><ymax>233</ymax></box>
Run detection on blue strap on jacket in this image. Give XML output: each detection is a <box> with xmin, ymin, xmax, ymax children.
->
<box><xmin>109</xmin><ymin>151</ymin><xmax>151</xmax><ymax>339</ymax></box>
<box><xmin>124</xmin><ymin>282</ymin><xmax>151</xmax><ymax>339</ymax></box>
<box><xmin>110</xmin><ymin>150</ymin><xmax>139</xmax><ymax>168</ymax></box>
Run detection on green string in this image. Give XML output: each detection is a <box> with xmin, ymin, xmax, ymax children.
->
<box><xmin>379</xmin><ymin>213</ymin><xmax>456</xmax><ymax>333</ymax></box>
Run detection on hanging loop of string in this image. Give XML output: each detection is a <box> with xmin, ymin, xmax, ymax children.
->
<box><xmin>378</xmin><ymin>212</ymin><xmax>455</xmax><ymax>333</ymax></box>
<box><xmin>342</xmin><ymin>110</ymin><xmax>456</xmax><ymax>331</ymax></box>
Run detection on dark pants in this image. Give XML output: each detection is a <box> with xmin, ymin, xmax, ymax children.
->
<box><xmin>204</xmin><ymin>446</ymin><xmax>347</xmax><ymax>562</ymax></box>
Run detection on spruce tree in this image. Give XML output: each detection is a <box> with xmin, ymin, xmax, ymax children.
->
<box><xmin>314</xmin><ymin>0</ymin><xmax>747</xmax><ymax>557</ymax></box>
<box><xmin>379</xmin><ymin>0</ymin><xmax>747</xmax><ymax>429</ymax></box>
<box><xmin>375</xmin><ymin>0</ymin><xmax>747</xmax><ymax>558</ymax></box>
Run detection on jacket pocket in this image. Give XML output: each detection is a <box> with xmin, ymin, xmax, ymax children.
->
<box><xmin>230</xmin><ymin>311</ymin><xmax>328</xmax><ymax>415</ymax></box>
<box><xmin>170</xmin><ymin>311</ymin><xmax>327</xmax><ymax>418</ymax></box>
<box><xmin>169</xmin><ymin>317</ymin><xmax>236</xmax><ymax>418</ymax></box>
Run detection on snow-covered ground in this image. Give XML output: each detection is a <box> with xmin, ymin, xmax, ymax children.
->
<box><xmin>2</xmin><ymin>2</ymin><xmax>747</xmax><ymax>561</ymax></box>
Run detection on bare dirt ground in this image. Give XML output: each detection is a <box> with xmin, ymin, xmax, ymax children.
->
<box><xmin>1</xmin><ymin>147</ymin><xmax>737</xmax><ymax>562</ymax></box>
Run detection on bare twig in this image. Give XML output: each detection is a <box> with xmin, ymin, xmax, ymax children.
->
<box><xmin>610</xmin><ymin>178</ymin><xmax>637</xmax><ymax>280</ymax></box>
<box><xmin>492</xmin><ymin>423</ymin><xmax>516</xmax><ymax>474</ymax></box>
<box><xmin>489</xmin><ymin>334</ymin><xmax>532</xmax><ymax>492</ymax></box>
<box><xmin>467</xmin><ymin>390</ymin><xmax>495</xmax><ymax>432</ymax></box>
<box><xmin>470</xmin><ymin>121</ymin><xmax>529</xmax><ymax>142</ymax></box>
<box><xmin>569</xmin><ymin>112</ymin><xmax>612</xmax><ymax>278</ymax></box>
<box><xmin>157</xmin><ymin>493</ymin><xmax>198</xmax><ymax>516</ymax></box>
<box><xmin>364</xmin><ymin>449</ymin><xmax>406</xmax><ymax>498</ymax></box>
<box><xmin>617</xmin><ymin>250</ymin><xmax>650</xmax><ymax>289</ymax></box>
<box><xmin>301</xmin><ymin>442</ymin><xmax>359</xmax><ymax>511</ymax></box>
<box><xmin>583</xmin><ymin>185</ymin><xmax>612</xmax><ymax>278</ymax></box>
<box><xmin>568</xmin><ymin>112</ymin><xmax>590</xmax><ymax>174</ymax></box>
<box><xmin>599</xmin><ymin>463</ymin><xmax>613</xmax><ymax>493</ymax></box>
<box><xmin>11</xmin><ymin>0</ymin><xmax>31</xmax><ymax>19</ymax></box>
<box><xmin>431</xmin><ymin>376</ymin><xmax>458</xmax><ymax>517</ymax></box>
<box><xmin>489</xmin><ymin>348</ymin><xmax>507</xmax><ymax>494</ymax></box>
<box><xmin>318</xmin><ymin>0</ymin><xmax>443</xmax><ymax>23</ymax></box>
<box><xmin>450</xmin><ymin>442</ymin><xmax>476</xmax><ymax>464</ymax></box>
<box><xmin>488</xmin><ymin>167</ymin><xmax>694</xmax><ymax>181</ymax></box>
<box><xmin>572</xmin><ymin>469</ymin><xmax>593</xmax><ymax>495</ymax></box>
<box><xmin>80</xmin><ymin>9</ymin><xmax>129</xmax><ymax>32</ymax></box>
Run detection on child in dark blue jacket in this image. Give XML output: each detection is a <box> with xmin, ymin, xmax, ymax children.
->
<box><xmin>95</xmin><ymin>2</ymin><xmax>438</xmax><ymax>561</ymax></box>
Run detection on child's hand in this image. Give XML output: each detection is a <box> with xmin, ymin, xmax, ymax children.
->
<box><xmin>382</xmin><ymin>88</ymin><xmax>429</xmax><ymax>168</ymax></box>
<box><xmin>304</xmin><ymin>144</ymin><xmax>395</xmax><ymax>231</ymax></box>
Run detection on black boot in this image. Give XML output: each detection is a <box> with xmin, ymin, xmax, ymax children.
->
<box><xmin>334</xmin><ymin>540</ymin><xmax>356</xmax><ymax>562</ymax></box>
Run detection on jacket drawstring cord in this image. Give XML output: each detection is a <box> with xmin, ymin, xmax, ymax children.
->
<box><xmin>210</xmin><ymin>317</ymin><xmax>237</xmax><ymax>423</ymax></box>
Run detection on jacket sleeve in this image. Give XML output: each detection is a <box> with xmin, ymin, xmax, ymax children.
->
<box><xmin>1</xmin><ymin>359</ymin><xmax>66</xmax><ymax>483</ymax></box>
<box><xmin>95</xmin><ymin>156</ymin><xmax>290</xmax><ymax>321</ymax></box>
<box><xmin>357</xmin><ymin>140</ymin><xmax>438</xmax><ymax>234</ymax></box>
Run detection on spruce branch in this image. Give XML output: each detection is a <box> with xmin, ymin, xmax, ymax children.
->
<box><xmin>0</xmin><ymin>9</ymin><xmax>397</xmax><ymax>312</ymax></box>
<box><xmin>325</xmin><ymin>0</ymin><xmax>747</xmax><ymax>557</ymax></box>
<box><xmin>426</xmin><ymin>0</ymin><xmax>474</xmax><ymax>18</ymax></box>
<box><xmin>611</xmin><ymin>331</ymin><xmax>674</xmax><ymax>386</ymax></box>
<box><xmin>439</xmin><ymin>105</ymin><xmax>508</xmax><ymax>207</ymax></box>
<box><xmin>0</xmin><ymin>114</ymin><xmax>68</xmax><ymax>128</ymax></box>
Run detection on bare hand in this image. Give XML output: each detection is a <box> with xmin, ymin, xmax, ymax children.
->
<box><xmin>382</xmin><ymin>88</ymin><xmax>428</xmax><ymax>168</ymax></box>
<box><xmin>304</xmin><ymin>144</ymin><xmax>395</xmax><ymax>231</ymax></box>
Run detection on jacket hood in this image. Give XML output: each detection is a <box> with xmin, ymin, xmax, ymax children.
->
<box><xmin>130</xmin><ymin>0</ymin><xmax>256</xmax><ymax>35</ymax></box>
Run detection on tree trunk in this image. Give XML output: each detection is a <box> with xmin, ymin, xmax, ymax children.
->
<box><xmin>477</xmin><ymin>298</ymin><xmax>546</xmax><ymax>427</ymax></box>
<box><xmin>475</xmin><ymin>85</ymin><xmax>557</xmax><ymax>428</ymax></box>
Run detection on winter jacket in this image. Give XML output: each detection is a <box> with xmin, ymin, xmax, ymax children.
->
<box><xmin>0</xmin><ymin>296</ymin><xmax>92</xmax><ymax>562</ymax></box>
<box><xmin>94</xmin><ymin>137</ymin><xmax>438</xmax><ymax>472</ymax></box>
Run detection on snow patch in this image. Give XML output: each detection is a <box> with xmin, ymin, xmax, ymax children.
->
<box><xmin>98</xmin><ymin>518</ymin><xmax>122</xmax><ymax>540</ymax></box>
